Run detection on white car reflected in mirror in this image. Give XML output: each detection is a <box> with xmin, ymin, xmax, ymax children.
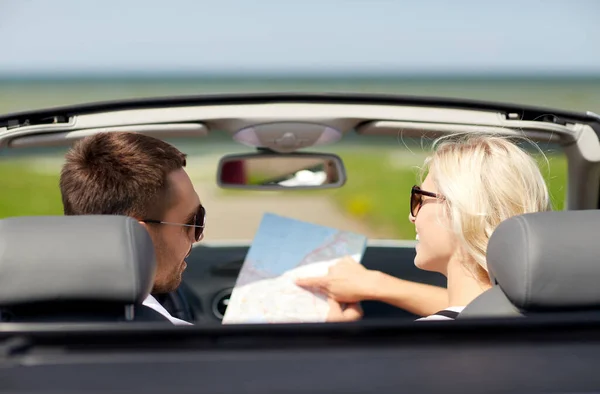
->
<box><xmin>278</xmin><ymin>169</ymin><xmax>328</xmax><ymax>187</ymax></box>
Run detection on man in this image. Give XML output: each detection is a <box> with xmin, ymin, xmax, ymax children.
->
<box><xmin>59</xmin><ymin>131</ymin><xmax>362</xmax><ymax>325</ymax></box>
<box><xmin>60</xmin><ymin>132</ymin><xmax>202</xmax><ymax>324</ymax></box>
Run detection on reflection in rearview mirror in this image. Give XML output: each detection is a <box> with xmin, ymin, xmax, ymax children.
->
<box><xmin>217</xmin><ymin>153</ymin><xmax>346</xmax><ymax>190</ymax></box>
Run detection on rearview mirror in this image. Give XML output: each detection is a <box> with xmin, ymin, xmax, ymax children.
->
<box><xmin>217</xmin><ymin>152</ymin><xmax>346</xmax><ymax>190</ymax></box>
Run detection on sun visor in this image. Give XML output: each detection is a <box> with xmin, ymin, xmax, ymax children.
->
<box><xmin>3</xmin><ymin>123</ymin><xmax>208</xmax><ymax>150</ymax></box>
<box><xmin>356</xmin><ymin>120</ymin><xmax>576</xmax><ymax>144</ymax></box>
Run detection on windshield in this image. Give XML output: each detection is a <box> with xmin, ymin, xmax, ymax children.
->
<box><xmin>0</xmin><ymin>131</ymin><xmax>567</xmax><ymax>241</ymax></box>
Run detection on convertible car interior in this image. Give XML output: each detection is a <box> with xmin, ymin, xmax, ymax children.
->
<box><xmin>1</xmin><ymin>94</ymin><xmax>600</xmax><ymax>392</ymax></box>
<box><xmin>0</xmin><ymin>94</ymin><xmax>599</xmax><ymax>325</ymax></box>
<box><xmin>1</xmin><ymin>209</ymin><xmax>600</xmax><ymax>393</ymax></box>
<box><xmin>1</xmin><ymin>209</ymin><xmax>598</xmax><ymax>324</ymax></box>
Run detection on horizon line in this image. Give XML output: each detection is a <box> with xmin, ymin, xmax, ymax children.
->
<box><xmin>1</xmin><ymin>70</ymin><xmax>600</xmax><ymax>81</ymax></box>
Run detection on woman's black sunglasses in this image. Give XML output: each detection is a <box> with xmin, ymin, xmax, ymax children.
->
<box><xmin>410</xmin><ymin>185</ymin><xmax>442</xmax><ymax>217</ymax></box>
<box><xmin>142</xmin><ymin>205</ymin><xmax>206</xmax><ymax>241</ymax></box>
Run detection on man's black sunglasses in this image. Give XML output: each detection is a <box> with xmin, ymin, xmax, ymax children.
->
<box><xmin>142</xmin><ymin>205</ymin><xmax>206</xmax><ymax>241</ymax></box>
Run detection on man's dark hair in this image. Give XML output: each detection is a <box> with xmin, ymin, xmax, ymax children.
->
<box><xmin>60</xmin><ymin>132</ymin><xmax>187</xmax><ymax>220</ymax></box>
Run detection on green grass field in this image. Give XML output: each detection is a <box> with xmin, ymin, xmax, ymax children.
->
<box><xmin>0</xmin><ymin>150</ymin><xmax>568</xmax><ymax>240</ymax></box>
<box><xmin>2</xmin><ymin>76</ymin><xmax>599</xmax><ymax>115</ymax></box>
<box><xmin>0</xmin><ymin>161</ymin><xmax>64</xmax><ymax>218</ymax></box>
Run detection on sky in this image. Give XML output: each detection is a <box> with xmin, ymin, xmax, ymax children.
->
<box><xmin>1</xmin><ymin>0</ymin><xmax>599</xmax><ymax>76</ymax></box>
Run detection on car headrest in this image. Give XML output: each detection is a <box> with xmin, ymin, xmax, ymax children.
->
<box><xmin>487</xmin><ymin>210</ymin><xmax>600</xmax><ymax>311</ymax></box>
<box><xmin>0</xmin><ymin>215</ymin><xmax>156</xmax><ymax>306</ymax></box>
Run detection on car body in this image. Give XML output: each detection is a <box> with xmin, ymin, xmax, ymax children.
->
<box><xmin>1</xmin><ymin>93</ymin><xmax>600</xmax><ymax>392</ymax></box>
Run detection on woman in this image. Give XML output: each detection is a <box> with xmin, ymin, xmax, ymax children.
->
<box><xmin>297</xmin><ymin>134</ymin><xmax>552</xmax><ymax>321</ymax></box>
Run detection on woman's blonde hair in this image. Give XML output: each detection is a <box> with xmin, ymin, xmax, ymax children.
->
<box><xmin>421</xmin><ymin>133</ymin><xmax>552</xmax><ymax>276</ymax></box>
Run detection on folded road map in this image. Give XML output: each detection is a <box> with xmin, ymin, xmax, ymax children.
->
<box><xmin>222</xmin><ymin>213</ymin><xmax>368</xmax><ymax>324</ymax></box>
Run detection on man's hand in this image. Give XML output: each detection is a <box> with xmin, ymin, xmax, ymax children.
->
<box><xmin>326</xmin><ymin>298</ymin><xmax>363</xmax><ymax>322</ymax></box>
<box><xmin>295</xmin><ymin>256</ymin><xmax>379</xmax><ymax>303</ymax></box>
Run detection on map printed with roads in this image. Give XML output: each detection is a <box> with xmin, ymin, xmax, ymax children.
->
<box><xmin>222</xmin><ymin>213</ymin><xmax>367</xmax><ymax>324</ymax></box>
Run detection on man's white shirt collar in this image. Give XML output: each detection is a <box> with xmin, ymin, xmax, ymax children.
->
<box><xmin>142</xmin><ymin>294</ymin><xmax>192</xmax><ymax>325</ymax></box>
